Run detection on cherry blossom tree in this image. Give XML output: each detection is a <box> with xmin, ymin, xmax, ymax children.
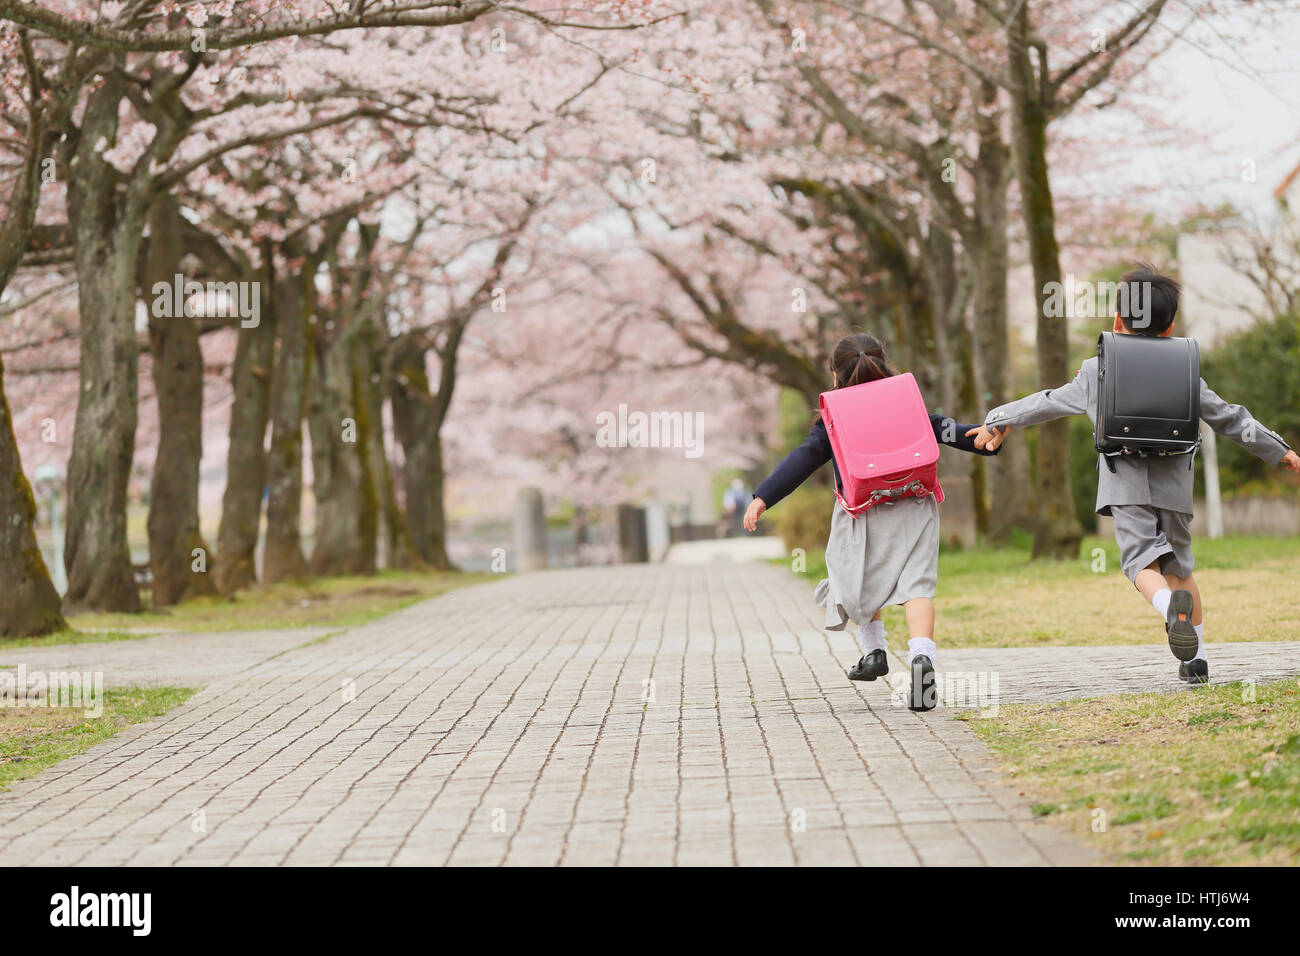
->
<box><xmin>0</xmin><ymin>0</ymin><xmax>666</xmax><ymax>623</ymax></box>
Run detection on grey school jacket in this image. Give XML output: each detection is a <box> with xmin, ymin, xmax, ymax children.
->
<box><xmin>983</xmin><ymin>356</ymin><xmax>1291</xmax><ymax>516</ymax></box>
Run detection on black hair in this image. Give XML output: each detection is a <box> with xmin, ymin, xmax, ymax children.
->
<box><xmin>829</xmin><ymin>331</ymin><xmax>896</xmax><ymax>389</ymax></box>
<box><xmin>1117</xmin><ymin>263</ymin><xmax>1180</xmax><ymax>336</ymax></box>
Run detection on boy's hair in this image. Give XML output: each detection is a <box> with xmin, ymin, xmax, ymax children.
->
<box><xmin>1117</xmin><ymin>264</ymin><xmax>1180</xmax><ymax>336</ymax></box>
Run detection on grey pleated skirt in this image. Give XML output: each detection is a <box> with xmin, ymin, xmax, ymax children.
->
<box><xmin>814</xmin><ymin>494</ymin><xmax>940</xmax><ymax>630</ymax></box>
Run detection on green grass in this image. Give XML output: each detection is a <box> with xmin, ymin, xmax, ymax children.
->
<box><xmin>963</xmin><ymin>679</ymin><xmax>1300</xmax><ymax>865</ymax></box>
<box><xmin>59</xmin><ymin>569</ymin><xmax>491</xmax><ymax>640</ymax></box>
<box><xmin>779</xmin><ymin>535</ymin><xmax>1300</xmax><ymax>650</ymax></box>
<box><xmin>0</xmin><ymin>629</ymin><xmax>150</xmax><ymax>651</ymax></box>
<box><xmin>0</xmin><ymin>686</ymin><xmax>194</xmax><ymax>794</ymax></box>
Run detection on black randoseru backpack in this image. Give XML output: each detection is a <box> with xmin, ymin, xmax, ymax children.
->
<box><xmin>1095</xmin><ymin>331</ymin><xmax>1201</xmax><ymax>472</ymax></box>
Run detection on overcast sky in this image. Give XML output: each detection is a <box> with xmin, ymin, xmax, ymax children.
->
<box><xmin>1082</xmin><ymin>7</ymin><xmax>1300</xmax><ymax>218</ymax></box>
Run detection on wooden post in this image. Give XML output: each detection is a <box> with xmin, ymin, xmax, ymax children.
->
<box><xmin>618</xmin><ymin>504</ymin><xmax>649</xmax><ymax>564</ymax></box>
<box><xmin>513</xmin><ymin>487</ymin><xmax>548</xmax><ymax>571</ymax></box>
<box><xmin>644</xmin><ymin>501</ymin><xmax>670</xmax><ymax>562</ymax></box>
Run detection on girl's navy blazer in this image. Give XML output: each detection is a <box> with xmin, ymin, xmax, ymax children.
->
<box><xmin>754</xmin><ymin>414</ymin><xmax>997</xmax><ymax>509</ymax></box>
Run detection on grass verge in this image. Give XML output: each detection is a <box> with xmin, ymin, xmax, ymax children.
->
<box><xmin>781</xmin><ymin>535</ymin><xmax>1300</xmax><ymax>649</ymax></box>
<box><xmin>0</xmin><ymin>686</ymin><xmax>194</xmax><ymax>794</ymax></box>
<box><xmin>963</xmin><ymin>678</ymin><xmax>1300</xmax><ymax>865</ymax></box>
<box><xmin>14</xmin><ymin>569</ymin><xmax>493</xmax><ymax>649</ymax></box>
<box><xmin>1</xmin><ymin>630</ymin><xmax>151</xmax><ymax>652</ymax></box>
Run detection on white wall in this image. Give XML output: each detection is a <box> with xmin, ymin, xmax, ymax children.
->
<box><xmin>1176</xmin><ymin>230</ymin><xmax>1276</xmax><ymax>348</ymax></box>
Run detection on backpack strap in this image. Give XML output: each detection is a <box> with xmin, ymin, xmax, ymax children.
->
<box><xmin>1100</xmin><ymin>435</ymin><xmax>1202</xmax><ymax>474</ymax></box>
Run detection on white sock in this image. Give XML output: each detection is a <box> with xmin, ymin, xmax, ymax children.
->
<box><xmin>1152</xmin><ymin>587</ymin><xmax>1172</xmax><ymax>619</ymax></box>
<box><xmin>857</xmin><ymin>619</ymin><xmax>888</xmax><ymax>656</ymax></box>
<box><xmin>906</xmin><ymin>637</ymin><xmax>936</xmax><ymax>666</ymax></box>
<box><xmin>1193</xmin><ymin>623</ymin><xmax>1206</xmax><ymax>662</ymax></box>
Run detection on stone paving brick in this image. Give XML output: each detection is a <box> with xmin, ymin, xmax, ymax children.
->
<box><xmin>0</xmin><ymin>627</ymin><xmax>333</xmax><ymax>689</ymax></box>
<box><xmin>0</xmin><ymin>562</ymin><xmax>1191</xmax><ymax>866</ymax></box>
<box><xmin>938</xmin><ymin>641</ymin><xmax>1300</xmax><ymax>704</ymax></box>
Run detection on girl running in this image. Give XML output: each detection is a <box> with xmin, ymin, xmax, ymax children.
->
<box><xmin>743</xmin><ymin>332</ymin><xmax>1000</xmax><ymax>710</ymax></box>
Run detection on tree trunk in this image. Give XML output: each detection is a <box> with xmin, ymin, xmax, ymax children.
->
<box><xmin>925</xmin><ymin>226</ymin><xmax>962</xmax><ymax>417</ymax></box>
<box><xmin>972</xmin><ymin>78</ymin><xmax>1034</xmax><ymax>543</ymax></box>
<box><xmin>926</xmin><ymin>226</ymin><xmax>980</xmax><ymax>524</ymax></box>
<box><xmin>0</xmin><ymin>79</ymin><xmax>70</xmax><ymax>635</ymax></box>
<box><xmin>215</xmin><ymin>256</ymin><xmax>277</xmax><ymax>595</ymax></box>
<box><xmin>348</xmin><ymin>340</ymin><xmax>380</xmax><ymax>573</ymax></box>
<box><xmin>0</xmin><ymin>354</ymin><xmax>68</xmax><ymax>637</ymax></box>
<box><xmin>957</xmin><ymin>329</ymin><xmax>989</xmax><ymax>534</ymax></box>
<box><xmin>357</xmin><ymin>324</ymin><xmax>420</xmax><ymax>569</ymax></box>
<box><xmin>262</xmin><ymin>268</ymin><xmax>311</xmax><ymax>583</ymax></box>
<box><xmin>1007</xmin><ymin>9</ymin><xmax>1082</xmax><ymax>559</ymax></box>
<box><xmin>404</xmin><ymin>425</ymin><xmax>453</xmax><ymax>571</ymax></box>
<box><xmin>62</xmin><ymin>74</ymin><xmax>142</xmax><ymax>611</ymax></box>
<box><xmin>143</xmin><ymin>196</ymin><xmax>216</xmax><ymax>605</ymax></box>
<box><xmin>390</xmin><ymin>337</ymin><xmax>454</xmax><ymax>570</ymax></box>
<box><xmin>306</xmin><ymin>319</ymin><xmax>375</xmax><ymax>576</ymax></box>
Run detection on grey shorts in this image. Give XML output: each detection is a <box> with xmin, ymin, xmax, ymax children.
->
<box><xmin>1109</xmin><ymin>504</ymin><xmax>1195</xmax><ymax>583</ymax></box>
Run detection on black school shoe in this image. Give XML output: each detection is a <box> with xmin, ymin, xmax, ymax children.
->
<box><xmin>848</xmin><ymin>650</ymin><xmax>889</xmax><ymax>681</ymax></box>
<box><xmin>1165</xmin><ymin>589</ymin><xmax>1198</xmax><ymax>662</ymax></box>
<box><xmin>1178</xmin><ymin>659</ymin><xmax>1209</xmax><ymax>684</ymax></box>
<box><xmin>908</xmin><ymin>655</ymin><xmax>936</xmax><ymax>711</ymax></box>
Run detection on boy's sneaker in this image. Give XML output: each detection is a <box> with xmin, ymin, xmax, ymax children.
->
<box><xmin>1178</xmin><ymin>659</ymin><xmax>1209</xmax><ymax>685</ymax></box>
<box><xmin>1164</xmin><ymin>589</ymin><xmax>1198</xmax><ymax>662</ymax></box>
<box><xmin>908</xmin><ymin>655</ymin><xmax>936</xmax><ymax>711</ymax></box>
<box><xmin>848</xmin><ymin>650</ymin><xmax>889</xmax><ymax>682</ymax></box>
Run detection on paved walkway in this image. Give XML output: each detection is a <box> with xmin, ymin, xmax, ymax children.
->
<box><xmin>662</xmin><ymin>535</ymin><xmax>787</xmax><ymax>564</ymax></box>
<box><xmin>0</xmin><ymin>563</ymin><xmax>1122</xmax><ymax>866</ymax></box>
<box><xmin>0</xmin><ymin>627</ymin><xmax>334</xmax><ymax>692</ymax></box>
<box><xmin>941</xmin><ymin>642</ymin><xmax>1300</xmax><ymax>704</ymax></box>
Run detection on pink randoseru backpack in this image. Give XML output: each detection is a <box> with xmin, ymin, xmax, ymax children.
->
<box><xmin>819</xmin><ymin>372</ymin><xmax>943</xmax><ymax>515</ymax></box>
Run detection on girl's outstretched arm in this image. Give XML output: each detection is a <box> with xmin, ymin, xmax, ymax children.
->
<box><xmin>751</xmin><ymin>420</ymin><xmax>833</xmax><ymax>512</ymax></box>
<box><xmin>929</xmin><ymin>414</ymin><xmax>1001</xmax><ymax>456</ymax></box>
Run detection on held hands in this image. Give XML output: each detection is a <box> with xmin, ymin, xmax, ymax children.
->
<box><xmin>1281</xmin><ymin>450</ymin><xmax>1300</xmax><ymax>474</ymax></box>
<box><xmin>743</xmin><ymin>497</ymin><xmax>766</xmax><ymax>533</ymax></box>
<box><xmin>965</xmin><ymin>424</ymin><xmax>1009</xmax><ymax>452</ymax></box>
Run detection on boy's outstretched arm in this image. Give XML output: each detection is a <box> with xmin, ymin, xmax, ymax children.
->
<box><xmin>976</xmin><ymin>367</ymin><xmax>1090</xmax><ymax>438</ymax></box>
<box><xmin>1199</xmin><ymin>381</ymin><xmax>1295</xmax><ymax>469</ymax></box>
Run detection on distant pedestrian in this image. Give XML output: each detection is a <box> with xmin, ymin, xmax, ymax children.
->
<box><xmin>722</xmin><ymin>478</ymin><xmax>748</xmax><ymax>536</ymax></box>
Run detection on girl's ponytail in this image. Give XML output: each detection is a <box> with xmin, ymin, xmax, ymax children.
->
<box><xmin>829</xmin><ymin>332</ymin><xmax>897</xmax><ymax>389</ymax></box>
